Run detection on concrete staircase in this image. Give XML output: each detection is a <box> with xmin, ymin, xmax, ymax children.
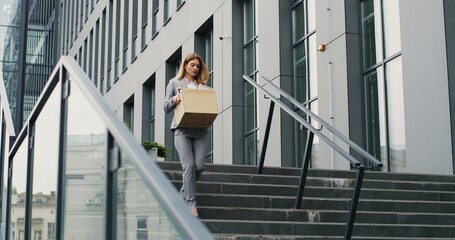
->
<box><xmin>158</xmin><ymin>161</ymin><xmax>455</xmax><ymax>239</ymax></box>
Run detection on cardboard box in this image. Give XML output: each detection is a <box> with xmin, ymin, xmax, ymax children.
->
<box><xmin>174</xmin><ymin>89</ymin><xmax>218</xmax><ymax>128</ymax></box>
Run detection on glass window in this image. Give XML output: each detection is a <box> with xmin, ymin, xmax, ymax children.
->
<box><xmin>361</xmin><ymin>0</ymin><xmax>403</xmax><ymax>171</ymax></box>
<box><xmin>382</xmin><ymin>0</ymin><xmax>401</xmax><ymax>58</ymax></box>
<box><xmin>141</xmin><ymin>0</ymin><xmax>148</xmax><ymax>49</ymax></box>
<box><xmin>83</xmin><ymin>39</ymin><xmax>88</xmax><ymax>72</ymax></box>
<box><xmin>291</xmin><ymin>0</ymin><xmax>319</xmax><ymax>167</ymax></box>
<box><xmin>80</xmin><ymin>0</ymin><xmax>84</xmax><ymax>31</ymax></box>
<box><xmin>107</xmin><ymin>0</ymin><xmax>114</xmax><ymax>89</ymax></box>
<box><xmin>385</xmin><ymin>57</ymin><xmax>405</xmax><ymax>171</ymax></box>
<box><xmin>66</xmin><ymin>0</ymin><xmax>71</xmax><ymax>47</ymax></box>
<box><xmin>89</xmin><ymin>30</ymin><xmax>94</xmax><ymax>80</ymax></box>
<box><xmin>361</xmin><ymin>0</ymin><xmax>377</xmax><ymax>69</ymax></box>
<box><xmin>177</xmin><ymin>0</ymin><xmax>185</xmax><ymax>9</ymax></box>
<box><xmin>95</xmin><ymin>20</ymin><xmax>100</xmax><ymax>87</ymax></box>
<box><xmin>100</xmin><ymin>9</ymin><xmax>106</xmax><ymax>94</ymax></box>
<box><xmin>132</xmin><ymin>0</ymin><xmax>138</xmax><ymax>60</ymax></box>
<box><xmin>114</xmin><ymin>0</ymin><xmax>121</xmax><ymax>80</ymax></box>
<box><xmin>293</xmin><ymin>41</ymin><xmax>306</xmax><ymax>103</ymax></box>
<box><xmin>149</xmin><ymin>86</ymin><xmax>155</xmax><ymax>142</ymax></box>
<box><xmin>164</xmin><ymin>0</ymin><xmax>170</xmax><ymax>24</ymax></box>
<box><xmin>78</xmin><ymin>47</ymin><xmax>82</xmax><ymax>66</ymax></box>
<box><xmin>75</xmin><ymin>0</ymin><xmax>79</xmax><ymax>34</ymax></box>
<box><xmin>136</xmin><ymin>217</ymin><xmax>148</xmax><ymax>240</ymax></box>
<box><xmin>47</xmin><ymin>223</ymin><xmax>55</xmax><ymax>240</ymax></box>
<box><xmin>152</xmin><ymin>0</ymin><xmax>159</xmax><ymax>37</ymax></box>
<box><xmin>85</xmin><ymin>0</ymin><xmax>89</xmax><ymax>22</ymax></box>
<box><xmin>123</xmin><ymin>0</ymin><xmax>130</xmax><ymax>72</ymax></box>
<box><xmin>243</xmin><ymin>0</ymin><xmax>257</xmax><ymax>166</ymax></box>
<box><xmin>307</xmin><ymin>0</ymin><xmax>316</xmax><ymax>32</ymax></box>
<box><xmin>124</xmin><ymin>98</ymin><xmax>134</xmax><ymax>132</ymax></box>
<box><xmin>365</xmin><ymin>69</ymin><xmax>388</xmax><ymax>170</ymax></box>
<box><xmin>292</xmin><ymin>2</ymin><xmax>305</xmax><ymax>42</ymax></box>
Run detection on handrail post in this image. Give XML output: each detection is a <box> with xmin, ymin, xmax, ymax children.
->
<box><xmin>295</xmin><ymin>131</ymin><xmax>314</xmax><ymax>209</ymax></box>
<box><xmin>344</xmin><ymin>165</ymin><xmax>365</xmax><ymax>240</ymax></box>
<box><xmin>257</xmin><ymin>101</ymin><xmax>275</xmax><ymax>174</ymax></box>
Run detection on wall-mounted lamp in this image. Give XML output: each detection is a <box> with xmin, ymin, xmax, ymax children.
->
<box><xmin>317</xmin><ymin>44</ymin><xmax>326</xmax><ymax>52</ymax></box>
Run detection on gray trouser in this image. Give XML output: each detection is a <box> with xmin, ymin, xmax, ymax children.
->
<box><xmin>174</xmin><ymin>128</ymin><xmax>208</xmax><ymax>208</ymax></box>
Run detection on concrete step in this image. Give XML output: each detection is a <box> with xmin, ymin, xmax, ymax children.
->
<box><xmin>170</xmin><ymin>180</ymin><xmax>455</xmax><ymax>202</ymax></box>
<box><xmin>156</xmin><ymin>161</ymin><xmax>455</xmax><ymax>238</ymax></box>
<box><xmin>164</xmin><ymin>170</ymin><xmax>455</xmax><ymax>194</ymax></box>
<box><xmin>213</xmin><ymin>234</ymin><xmax>455</xmax><ymax>240</ymax></box>
<box><xmin>158</xmin><ymin>161</ymin><xmax>455</xmax><ymax>183</ymax></box>
<box><xmin>198</xmin><ymin>206</ymin><xmax>455</xmax><ymax>225</ymax></box>
<box><xmin>205</xmin><ymin>220</ymin><xmax>455</xmax><ymax>238</ymax></box>
<box><xmin>196</xmin><ymin>193</ymin><xmax>455</xmax><ymax>214</ymax></box>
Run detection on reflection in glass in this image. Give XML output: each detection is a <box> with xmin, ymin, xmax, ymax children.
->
<box><xmin>382</xmin><ymin>0</ymin><xmax>401</xmax><ymax>58</ymax></box>
<box><xmin>243</xmin><ymin>0</ymin><xmax>254</xmax><ymax>43</ymax></box>
<box><xmin>244</xmin><ymin>133</ymin><xmax>257</xmax><ymax>166</ymax></box>
<box><xmin>24</xmin><ymin>1</ymin><xmax>56</xmax><ymax>122</ymax></box>
<box><xmin>244</xmin><ymin>81</ymin><xmax>256</xmax><ymax>132</ymax></box>
<box><xmin>0</xmin><ymin>112</ymin><xmax>9</xmax><ymax>240</ymax></box>
<box><xmin>10</xmin><ymin>135</ymin><xmax>28</xmax><ymax>240</ymax></box>
<box><xmin>0</xmin><ymin>0</ymin><xmax>22</xmax><ymax>125</ymax></box>
<box><xmin>63</xmin><ymin>78</ymin><xmax>106</xmax><ymax>239</ymax></box>
<box><xmin>361</xmin><ymin>0</ymin><xmax>377</xmax><ymax>69</ymax></box>
<box><xmin>243</xmin><ymin>0</ymin><xmax>257</xmax><ymax>166</ymax></box>
<box><xmin>386</xmin><ymin>57</ymin><xmax>406</xmax><ymax>172</ymax></box>
<box><xmin>293</xmin><ymin>42</ymin><xmax>306</xmax><ymax>103</ymax></box>
<box><xmin>307</xmin><ymin>0</ymin><xmax>316</xmax><ymax>32</ymax></box>
<box><xmin>30</xmin><ymin>81</ymin><xmax>61</xmax><ymax>240</ymax></box>
<box><xmin>366</xmin><ymin>70</ymin><xmax>387</xmax><ymax>169</ymax></box>
<box><xmin>292</xmin><ymin>3</ymin><xmax>304</xmax><ymax>43</ymax></box>
<box><xmin>115</xmin><ymin>152</ymin><xmax>182</xmax><ymax>239</ymax></box>
<box><xmin>243</xmin><ymin>43</ymin><xmax>255</xmax><ymax>76</ymax></box>
<box><xmin>365</xmin><ymin>68</ymin><xmax>389</xmax><ymax>171</ymax></box>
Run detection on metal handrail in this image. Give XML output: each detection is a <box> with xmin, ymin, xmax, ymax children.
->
<box><xmin>260</xmin><ymin>76</ymin><xmax>382</xmax><ymax>168</ymax></box>
<box><xmin>243</xmin><ymin>75</ymin><xmax>362</xmax><ymax>166</ymax></box>
<box><xmin>243</xmin><ymin>74</ymin><xmax>382</xmax><ymax>240</ymax></box>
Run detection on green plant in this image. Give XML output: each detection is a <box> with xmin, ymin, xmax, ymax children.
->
<box><xmin>141</xmin><ymin>141</ymin><xmax>170</xmax><ymax>158</ymax></box>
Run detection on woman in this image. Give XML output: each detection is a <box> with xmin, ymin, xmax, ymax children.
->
<box><xmin>163</xmin><ymin>52</ymin><xmax>210</xmax><ymax>216</ymax></box>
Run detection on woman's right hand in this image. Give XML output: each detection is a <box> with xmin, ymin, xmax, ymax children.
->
<box><xmin>172</xmin><ymin>94</ymin><xmax>181</xmax><ymax>105</ymax></box>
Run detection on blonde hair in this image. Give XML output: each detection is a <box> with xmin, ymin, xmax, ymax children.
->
<box><xmin>175</xmin><ymin>52</ymin><xmax>210</xmax><ymax>85</ymax></box>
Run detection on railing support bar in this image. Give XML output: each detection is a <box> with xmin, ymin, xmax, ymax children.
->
<box><xmin>295</xmin><ymin>131</ymin><xmax>314</xmax><ymax>209</ymax></box>
<box><xmin>344</xmin><ymin>165</ymin><xmax>365</xmax><ymax>240</ymax></box>
<box><xmin>257</xmin><ymin>101</ymin><xmax>275</xmax><ymax>174</ymax></box>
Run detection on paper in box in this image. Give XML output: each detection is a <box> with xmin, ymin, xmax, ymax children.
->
<box><xmin>174</xmin><ymin>88</ymin><xmax>218</xmax><ymax>128</ymax></box>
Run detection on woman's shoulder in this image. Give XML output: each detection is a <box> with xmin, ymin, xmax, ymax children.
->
<box><xmin>169</xmin><ymin>78</ymin><xmax>185</xmax><ymax>85</ymax></box>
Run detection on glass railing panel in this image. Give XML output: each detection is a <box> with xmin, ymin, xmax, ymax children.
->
<box><xmin>10</xmin><ymin>136</ymin><xmax>29</xmax><ymax>240</ymax></box>
<box><xmin>0</xmin><ymin>114</ymin><xmax>6</xmax><ymax>240</ymax></box>
<box><xmin>115</xmin><ymin>151</ymin><xmax>183</xmax><ymax>239</ymax></box>
<box><xmin>62</xmin><ymin>76</ymin><xmax>106</xmax><ymax>239</ymax></box>
<box><xmin>31</xmin><ymin>81</ymin><xmax>61</xmax><ymax>240</ymax></box>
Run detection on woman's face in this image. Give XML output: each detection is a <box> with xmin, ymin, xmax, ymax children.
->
<box><xmin>185</xmin><ymin>58</ymin><xmax>200</xmax><ymax>79</ymax></box>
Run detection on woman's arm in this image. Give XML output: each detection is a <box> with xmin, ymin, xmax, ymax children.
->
<box><xmin>164</xmin><ymin>80</ymin><xmax>177</xmax><ymax>113</ymax></box>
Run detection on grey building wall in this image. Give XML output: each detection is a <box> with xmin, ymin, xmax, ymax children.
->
<box><xmin>400</xmin><ymin>0</ymin><xmax>452</xmax><ymax>174</ymax></box>
<box><xmin>59</xmin><ymin>0</ymin><xmax>454</xmax><ymax>174</ymax></box>
<box><xmin>315</xmin><ymin>0</ymin><xmax>352</xmax><ymax>170</ymax></box>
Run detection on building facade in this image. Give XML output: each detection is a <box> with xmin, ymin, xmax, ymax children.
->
<box><xmin>0</xmin><ymin>0</ymin><xmax>57</xmax><ymax>131</ymax></box>
<box><xmin>56</xmin><ymin>0</ymin><xmax>455</xmax><ymax>175</ymax></box>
